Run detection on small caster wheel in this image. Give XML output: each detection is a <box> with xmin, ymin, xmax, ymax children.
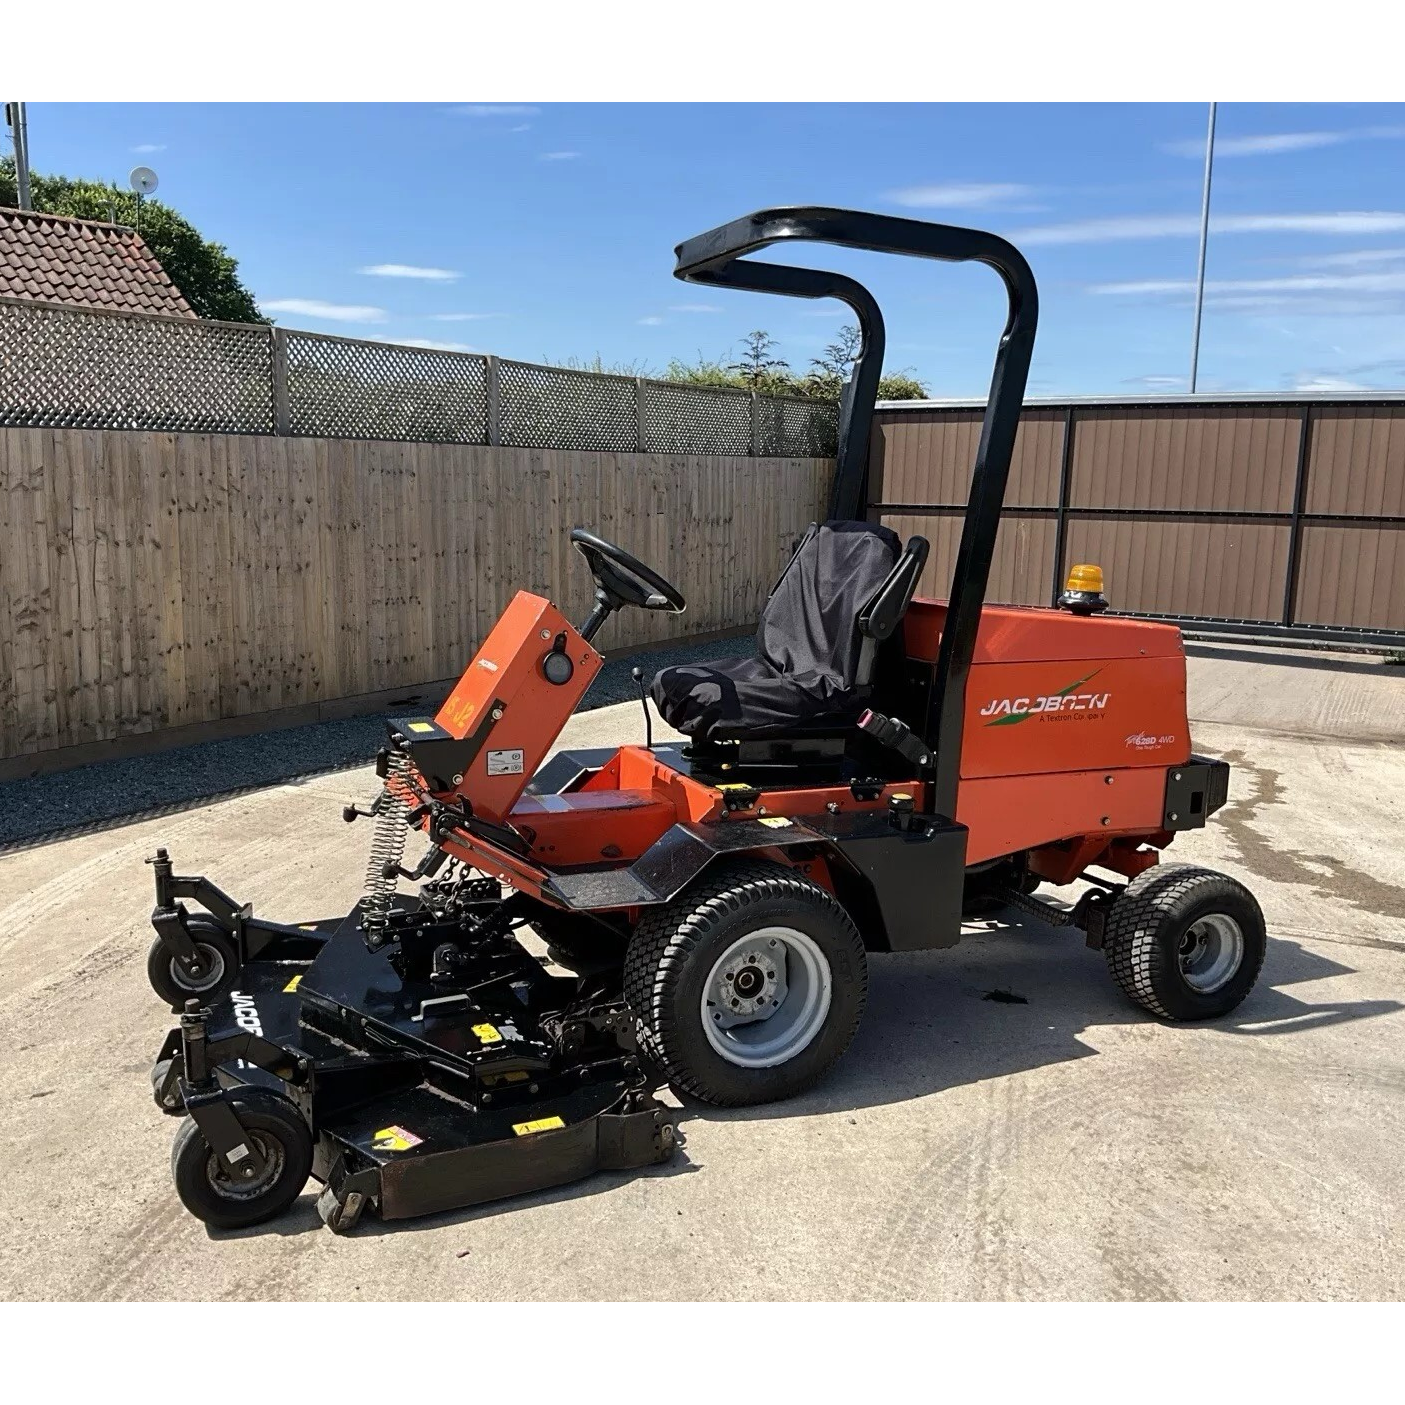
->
<box><xmin>170</xmin><ymin>1089</ymin><xmax>312</xmax><ymax>1230</ymax></box>
<box><xmin>151</xmin><ymin>1058</ymin><xmax>185</xmax><ymax>1115</ymax></box>
<box><xmin>317</xmin><ymin>1184</ymin><xmax>366</xmax><ymax>1234</ymax></box>
<box><xmin>147</xmin><ymin>919</ymin><xmax>239</xmax><ymax>1010</ymax></box>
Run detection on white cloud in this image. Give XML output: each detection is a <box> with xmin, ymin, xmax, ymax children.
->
<box><xmin>131</xmin><ymin>143</ymin><xmax>166</xmax><ymax>154</ymax></box>
<box><xmin>669</xmin><ymin>303</ymin><xmax>721</xmax><ymax>313</ymax></box>
<box><xmin>1293</xmin><ymin>248</ymin><xmax>1405</xmax><ymax>270</ymax></box>
<box><xmin>1124</xmin><ymin>374</ymin><xmax>1187</xmax><ymax>389</ymax></box>
<box><xmin>1162</xmin><ymin>126</ymin><xmax>1405</xmax><ymax>158</ymax></box>
<box><xmin>429</xmin><ymin>312</ymin><xmax>501</xmax><ymax>322</ymax></box>
<box><xmin>508</xmin><ymin>124</ymin><xmax>532</xmax><ymax>133</ymax></box>
<box><xmin>539</xmin><ymin>151</ymin><xmax>580</xmax><ymax>161</ymax></box>
<box><xmin>1090</xmin><ymin>271</ymin><xmax>1405</xmax><ymax>297</ymax></box>
<box><xmin>887</xmin><ymin>182</ymin><xmax>1042</xmax><ymax>211</ymax></box>
<box><xmin>260</xmin><ymin>298</ymin><xmax>386</xmax><ymax>323</ymax></box>
<box><xmin>390</xmin><ymin>337</ymin><xmax>480</xmax><ymax>353</ymax></box>
<box><xmin>358</xmin><ymin>263</ymin><xmax>460</xmax><ymax>281</ymax></box>
<box><xmin>1290</xmin><ymin>374</ymin><xmax>1372</xmax><ymax>393</ymax></box>
<box><xmin>451</xmin><ymin>104</ymin><xmax>539</xmax><ymax>116</ymax></box>
<box><xmin>1017</xmin><ymin>211</ymin><xmax>1405</xmax><ymax>246</ymax></box>
<box><xmin>637</xmin><ymin>316</ymin><xmax>665</xmax><ymax>326</ymax></box>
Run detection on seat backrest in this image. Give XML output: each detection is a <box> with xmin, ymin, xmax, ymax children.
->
<box><xmin>757</xmin><ymin>520</ymin><xmax>901</xmax><ymax>691</ymax></box>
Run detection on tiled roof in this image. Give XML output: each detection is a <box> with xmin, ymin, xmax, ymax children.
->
<box><xmin>0</xmin><ymin>205</ymin><xmax>194</xmax><ymax>318</ymax></box>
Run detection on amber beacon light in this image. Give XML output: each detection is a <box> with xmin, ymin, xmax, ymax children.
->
<box><xmin>1058</xmin><ymin>562</ymin><xmax>1108</xmax><ymax>615</ymax></box>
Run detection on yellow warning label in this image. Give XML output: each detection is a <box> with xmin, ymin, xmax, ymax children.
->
<box><xmin>512</xmin><ymin>1116</ymin><xmax>565</xmax><ymax>1136</ymax></box>
<box><xmin>371</xmin><ymin>1125</ymin><xmax>424</xmax><ymax>1152</ymax></box>
<box><xmin>472</xmin><ymin>1022</ymin><xmax>503</xmax><ymax>1044</ymax></box>
<box><xmin>408</xmin><ymin>721</ymin><xmax>435</xmax><ymax>734</ymax></box>
<box><xmin>297</xmin><ymin>923</ymin><xmax>318</xmax><ymax>931</ymax></box>
<box><xmin>283</xmin><ymin>974</ymin><xmax>303</xmax><ymax>993</ymax></box>
<box><xmin>717</xmin><ymin>783</ymin><xmax>752</xmax><ymax>792</ymax></box>
<box><xmin>758</xmin><ymin>816</ymin><xmax>793</xmax><ymax>828</ymax></box>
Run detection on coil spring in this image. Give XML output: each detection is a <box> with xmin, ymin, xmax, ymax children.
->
<box><xmin>361</xmin><ymin>753</ymin><xmax>413</xmax><ymax>949</ymax></box>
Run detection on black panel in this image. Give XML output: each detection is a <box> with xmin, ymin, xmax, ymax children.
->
<box><xmin>525</xmin><ymin>747</ymin><xmax>617</xmax><ymax>797</ymax></box>
<box><xmin>1163</xmin><ymin>755</ymin><xmax>1231</xmax><ymax>830</ymax></box>
<box><xmin>811</xmin><ymin>809</ymin><xmax>969</xmax><ymax>952</ymax></box>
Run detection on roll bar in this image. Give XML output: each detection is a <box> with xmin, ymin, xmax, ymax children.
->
<box><xmin>674</xmin><ymin>206</ymin><xmax>1039</xmax><ymax>818</ymax></box>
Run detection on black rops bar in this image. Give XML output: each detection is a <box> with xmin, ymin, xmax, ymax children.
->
<box><xmin>673</xmin><ymin>206</ymin><xmax>1040</xmax><ymax>819</ymax></box>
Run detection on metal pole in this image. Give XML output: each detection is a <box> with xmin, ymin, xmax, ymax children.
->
<box><xmin>6</xmin><ymin>102</ymin><xmax>33</xmax><ymax>209</ymax></box>
<box><xmin>1189</xmin><ymin>100</ymin><xmax>1217</xmax><ymax>394</ymax></box>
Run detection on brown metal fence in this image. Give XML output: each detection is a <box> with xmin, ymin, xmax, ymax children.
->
<box><xmin>868</xmin><ymin>397</ymin><xmax>1405</xmax><ymax>647</ymax></box>
<box><xmin>0</xmin><ymin>295</ymin><xmax>839</xmax><ymax>457</ymax></box>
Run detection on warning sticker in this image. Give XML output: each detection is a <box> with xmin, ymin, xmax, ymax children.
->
<box><xmin>283</xmin><ymin>974</ymin><xmax>303</xmax><ymax>993</ymax></box>
<box><xmin>408</xmin><ymin>721</ymin><xmax>435</xmax><ymax>734</ymax></box>
<box><xmin>513</xmin><ymin>1116</ymin><xmax>565</xmax><ymax>1136</ymax></box>
<box><xmin>486</xmin><ymin>749</ymin><xmax>525</xmax><ymax>776</ymax></box>
<box><xmin>371</xmin><ymin>1125</ymin><xmax>424</xmax><ymax>1153</ymax></box>
<box><xmin>472</xmin><ymin>1022</ymin><xmax>503</xmax><ymax>1044</ymax></box>
<box><xmin>758</xmin><ymin>816</ymin><xmax>793</xmax><ymax>828</ymax></box>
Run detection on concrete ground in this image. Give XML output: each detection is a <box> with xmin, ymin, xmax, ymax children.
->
<box><xmin>1</xmin><ymin>645</ymin><xmax>1402</xmax><ymax>1301</ymax></box>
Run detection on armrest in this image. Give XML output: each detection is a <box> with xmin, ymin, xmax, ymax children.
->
<box><xmin>858</xmin><ymin>536</ymin><xmax>930</xmax><ymax>642</ymax></box>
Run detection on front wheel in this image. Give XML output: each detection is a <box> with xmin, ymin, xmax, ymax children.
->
<box><xmin>624</xmin><ymin>860</ymin><xmax>867</xmax><ymax>1107</ymax></box>
<box><xmin>147</xmin><ymin>918</ymin><xmax>238</xmax><ymax>1010</ymax></box>
<box><xmin>170</xmin><ymin>1089</ymin><xmax>313</xmax><ymax>1230</ymax></box>
<box><xmin>1103</xmin><ymin>865</ymin><xmax>1266</xmax><ymax>1021</ymax></box>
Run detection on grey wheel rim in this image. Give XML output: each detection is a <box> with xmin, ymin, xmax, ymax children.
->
<box><xmin>1178</xmin><ymin>913</ymin><xmax>1245</xmax><ymax>993</ymax></box>
<box><xmin>204</xmin><ymin>1131</ymin><xmax>286</xmax><ymax>1202</ymax></box>
<box><xmin>700</xmin><ymin>926</ymin><xmax>832</xmax><ymax>1069</ymax></box>
<box><xmin>169</xmin><ymin>940</ymin><xmax>226</xmax><ymax>994</ymax></box>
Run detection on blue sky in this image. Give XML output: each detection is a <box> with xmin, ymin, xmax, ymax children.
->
<box><xmin>20</xmin><ymin>101</ymin><xmax>1405</xmax><ymax>397</ymax></box>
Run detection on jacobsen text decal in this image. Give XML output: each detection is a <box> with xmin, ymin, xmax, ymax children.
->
<box><xmin>981</xmin><ymin>670</ymin><xmax>1109</xmax><ymax>726</ymax></box>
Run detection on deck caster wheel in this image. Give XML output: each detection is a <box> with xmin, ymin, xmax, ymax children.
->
<box><xmin>147</xmin><ymin>919</ymin><xmax>238</xmax><ymax>1010</ymax></box>
<box><xmin>624</xmin><ymin>860</ymin><xmax>867</xmax><ymax>1108</ymax></box>
<box><xmin>151</xmin><ymin>1058</ymin><xmax>184</xmax><ymax>1115</ymax></box>
<box><xmin>170</xmin><ymin>1089</ymin><xmax>313</xmax><ymax>1230</ymax></box>
<box><xmin>1102</xmin><ymin>864</ymin><xmax>1267</xmax><ymax>1021</ymax></box>
<box><xmin>317</xmin><ymin>1184</ymin><xmax>367</xmax><ymax>1235</ymax></box>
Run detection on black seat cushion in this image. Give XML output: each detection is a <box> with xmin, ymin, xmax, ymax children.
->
<box><xmin>652</xmin><ymin>520</ymin><xmax>901</xmax><ymax>741</ymax></box>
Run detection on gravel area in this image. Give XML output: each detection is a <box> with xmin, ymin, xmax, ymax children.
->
<box><xmin>0</xmin><ymin>634</ymin><xmax>751</xmax><ymax>850</ymax></box>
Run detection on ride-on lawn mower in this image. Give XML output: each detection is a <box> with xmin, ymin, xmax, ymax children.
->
<box><xmin>145</xmin><ymin>207</ymin><xmax>1266</xmax><ymax>1234</ymax></box>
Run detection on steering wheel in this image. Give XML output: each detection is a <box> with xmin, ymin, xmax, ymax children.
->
<box><xmin>570</xmin><ymin>527</ymin><xmax>687</xmax><ymax>617</ymax></box>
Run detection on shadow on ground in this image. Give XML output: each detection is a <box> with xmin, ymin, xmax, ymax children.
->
<box><xmin>211</xmin><ymin>913</ymin><xmax>1400</xmax><ymax>1242</ymax></box>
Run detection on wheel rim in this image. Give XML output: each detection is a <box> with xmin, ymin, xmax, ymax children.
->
<box><xmin>700</xmin><ymin>926</ymin><xmax>832</xmax><ymax>1069</ymax></box>
<box><xmin>168</xmin><ymin>940</ymin><xmax>226</xmax><ymax>994</ymax></box>
<box><xmin>1178</xmin><ymin>913</ymin><xmax>1245</xmax><ymax>994</ymax></box>
<box><xmin>204</xmin><ymin>1130</ymin><xmax>286</xmax><ymax>1202</ymax></box>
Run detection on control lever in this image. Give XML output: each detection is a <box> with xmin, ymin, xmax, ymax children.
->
<box><xmin>857</xmin><ymin>708</ymin><xmax>931</xmax><ymax>769</ymax></box>
<box><xmin>385</xmin><ymin>843</ymin><xmax>450</xmax><ymax>884</ymax></box>
<box><xmin>632</xmin><ymin>666</ymin><xmax>654</xmax><ymax>749</ymax></box>
<box><xmin>342</xmin><ymin>790</ymin><xmax>388</xmax><ymax>824</ymax></box>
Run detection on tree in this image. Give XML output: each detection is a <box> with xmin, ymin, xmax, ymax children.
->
<box><xmin>1</xmin><ymin>156</ymin><xmax>264</xmax><ymax>323</ymax></box>
<box><xmin>729</xmin><ymin>330</ymin><xmax>789</xmax><ymax>390</ymax></box>
<box><xmin>808</xmin><ymin>323</ymin><xmax>862</xmax><ymax>395</ymax></box>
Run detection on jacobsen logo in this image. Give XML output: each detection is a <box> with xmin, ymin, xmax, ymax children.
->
<box><xmin>230</xmin><ymin>990</ymin><xmax>264</xmax><ymax>1038</ymax></box>
<box><xmin>981</xmin><ymin>670</ymin><xmax>1109</xmax><ymax>727</ymax></box>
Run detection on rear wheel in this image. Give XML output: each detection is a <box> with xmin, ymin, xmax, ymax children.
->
<box><xmin>147</xmin><ymin>918</ymin><xmax>238</xmax><ymax>1010</ymax></box>
<box><xmin>624</xmin><ymin>860</ymin><xmax>867</xmax><ymax>1107</ymax></box>
<box><xmin>1103</xmin><ymin>865</ymin><xmax>1266</xmax><ymax>1021</ymax></box>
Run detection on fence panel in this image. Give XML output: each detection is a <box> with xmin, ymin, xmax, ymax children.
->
<box><xmin>0</xmin><ymin>298</ymin><xmax>273</xmax><ymax>433</ymax></box>
<box><xmin>869</xmin><ymin>397</ymin><xmax>1405</xmax><ymax>646</ymax></box>
<box><xmin>497</xmin><ymin>360</ymin><xmax>639</xmax><ymax>451</ymax></box>
<box><xmin>284</xmin><ymin>331</ymin><xmax>489</xmax><ymax>443</ymax></box>
<box><xmin>643</xmin><ymin>379</ymin><xmax>753</xmax><ymax>455</ymax></box>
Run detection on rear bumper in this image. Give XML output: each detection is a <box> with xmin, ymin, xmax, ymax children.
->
<box><xmin>1162</xmin><ymin>755</ymin><xmax>1231</xmax><ymax>830</ymax></box>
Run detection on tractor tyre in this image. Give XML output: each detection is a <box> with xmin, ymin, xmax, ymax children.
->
<box><xmin>147</xmin><ymin>917</ymin><xmax>239</xmax><ymax>1010</ymax></box>
<box><xmin>624</xmin><ymin>859</ymin><xmax>867</xmax><ymax>1107</ymax></box>
<box><xmin>1103</xmin><ymin>864</ymin><xmax>1266</xmax><ymax>1021</ymax></box>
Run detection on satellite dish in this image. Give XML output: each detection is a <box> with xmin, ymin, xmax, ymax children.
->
<box><xmin>129</xmin><ymin>166</ymin><xmax>159</xmax><ymax>195</ymax></box>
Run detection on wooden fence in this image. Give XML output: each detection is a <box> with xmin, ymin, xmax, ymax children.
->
<box><xmin>0</xmin><ymin>426</ymin><xmax>831</xmax><ymax>769</ymax></box>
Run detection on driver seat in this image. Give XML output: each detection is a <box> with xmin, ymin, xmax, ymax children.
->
<box><xmin>651</xmin><ymin>520</ymin><xmax>929</xmax><ymax>745</ymax></box>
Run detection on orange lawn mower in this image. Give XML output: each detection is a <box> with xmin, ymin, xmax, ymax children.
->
<box><xmin>144</xmin><ymin>207</ymin><xmax>1265</xmax><ymax>1233</ymax></box>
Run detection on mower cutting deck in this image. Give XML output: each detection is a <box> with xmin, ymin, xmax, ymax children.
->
<box><xmin>144</xmin><ymin>206</ymin><xmax>1266</xmax><ymax>1234</ymax></box>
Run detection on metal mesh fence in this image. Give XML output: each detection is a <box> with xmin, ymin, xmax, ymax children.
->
<box><xmin>498</xmin><ymin>360</ymin><xmax>638</xmax><ymax>450</ymax></box>
<box><xmin>285</xmin><ymin>332</ymin><xmax>488</xmax><ymax>443</ymax></box>
<box><xmin>0</xmin><ymin>297</ymin><xmax>840</xmax><ymax>456</ymax></box>
<box><xmin>0</xmin><ymin>298</ymin><xmax>273</xmax><ymax>433</ymax></box>
<box><xmin>758</xmin><ymin>396</ymin><xmax>840</xmax><ymax>458</ymax></box>
<box><xmin>642</xmin><ymin>379</ymin><xmax>753</xmax><ymax>455</ymax></box>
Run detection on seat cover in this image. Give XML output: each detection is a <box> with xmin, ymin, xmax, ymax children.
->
<box><xmin>651</xmin><ymin>520</ymin><xmax>901</xmax><ymax>740</ymax></box>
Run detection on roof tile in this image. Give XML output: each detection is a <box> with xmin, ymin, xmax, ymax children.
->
<box><xmin>0</xmin><ymin>205</ymin><xmax>195</xmax><ymax>318</ymax></box>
